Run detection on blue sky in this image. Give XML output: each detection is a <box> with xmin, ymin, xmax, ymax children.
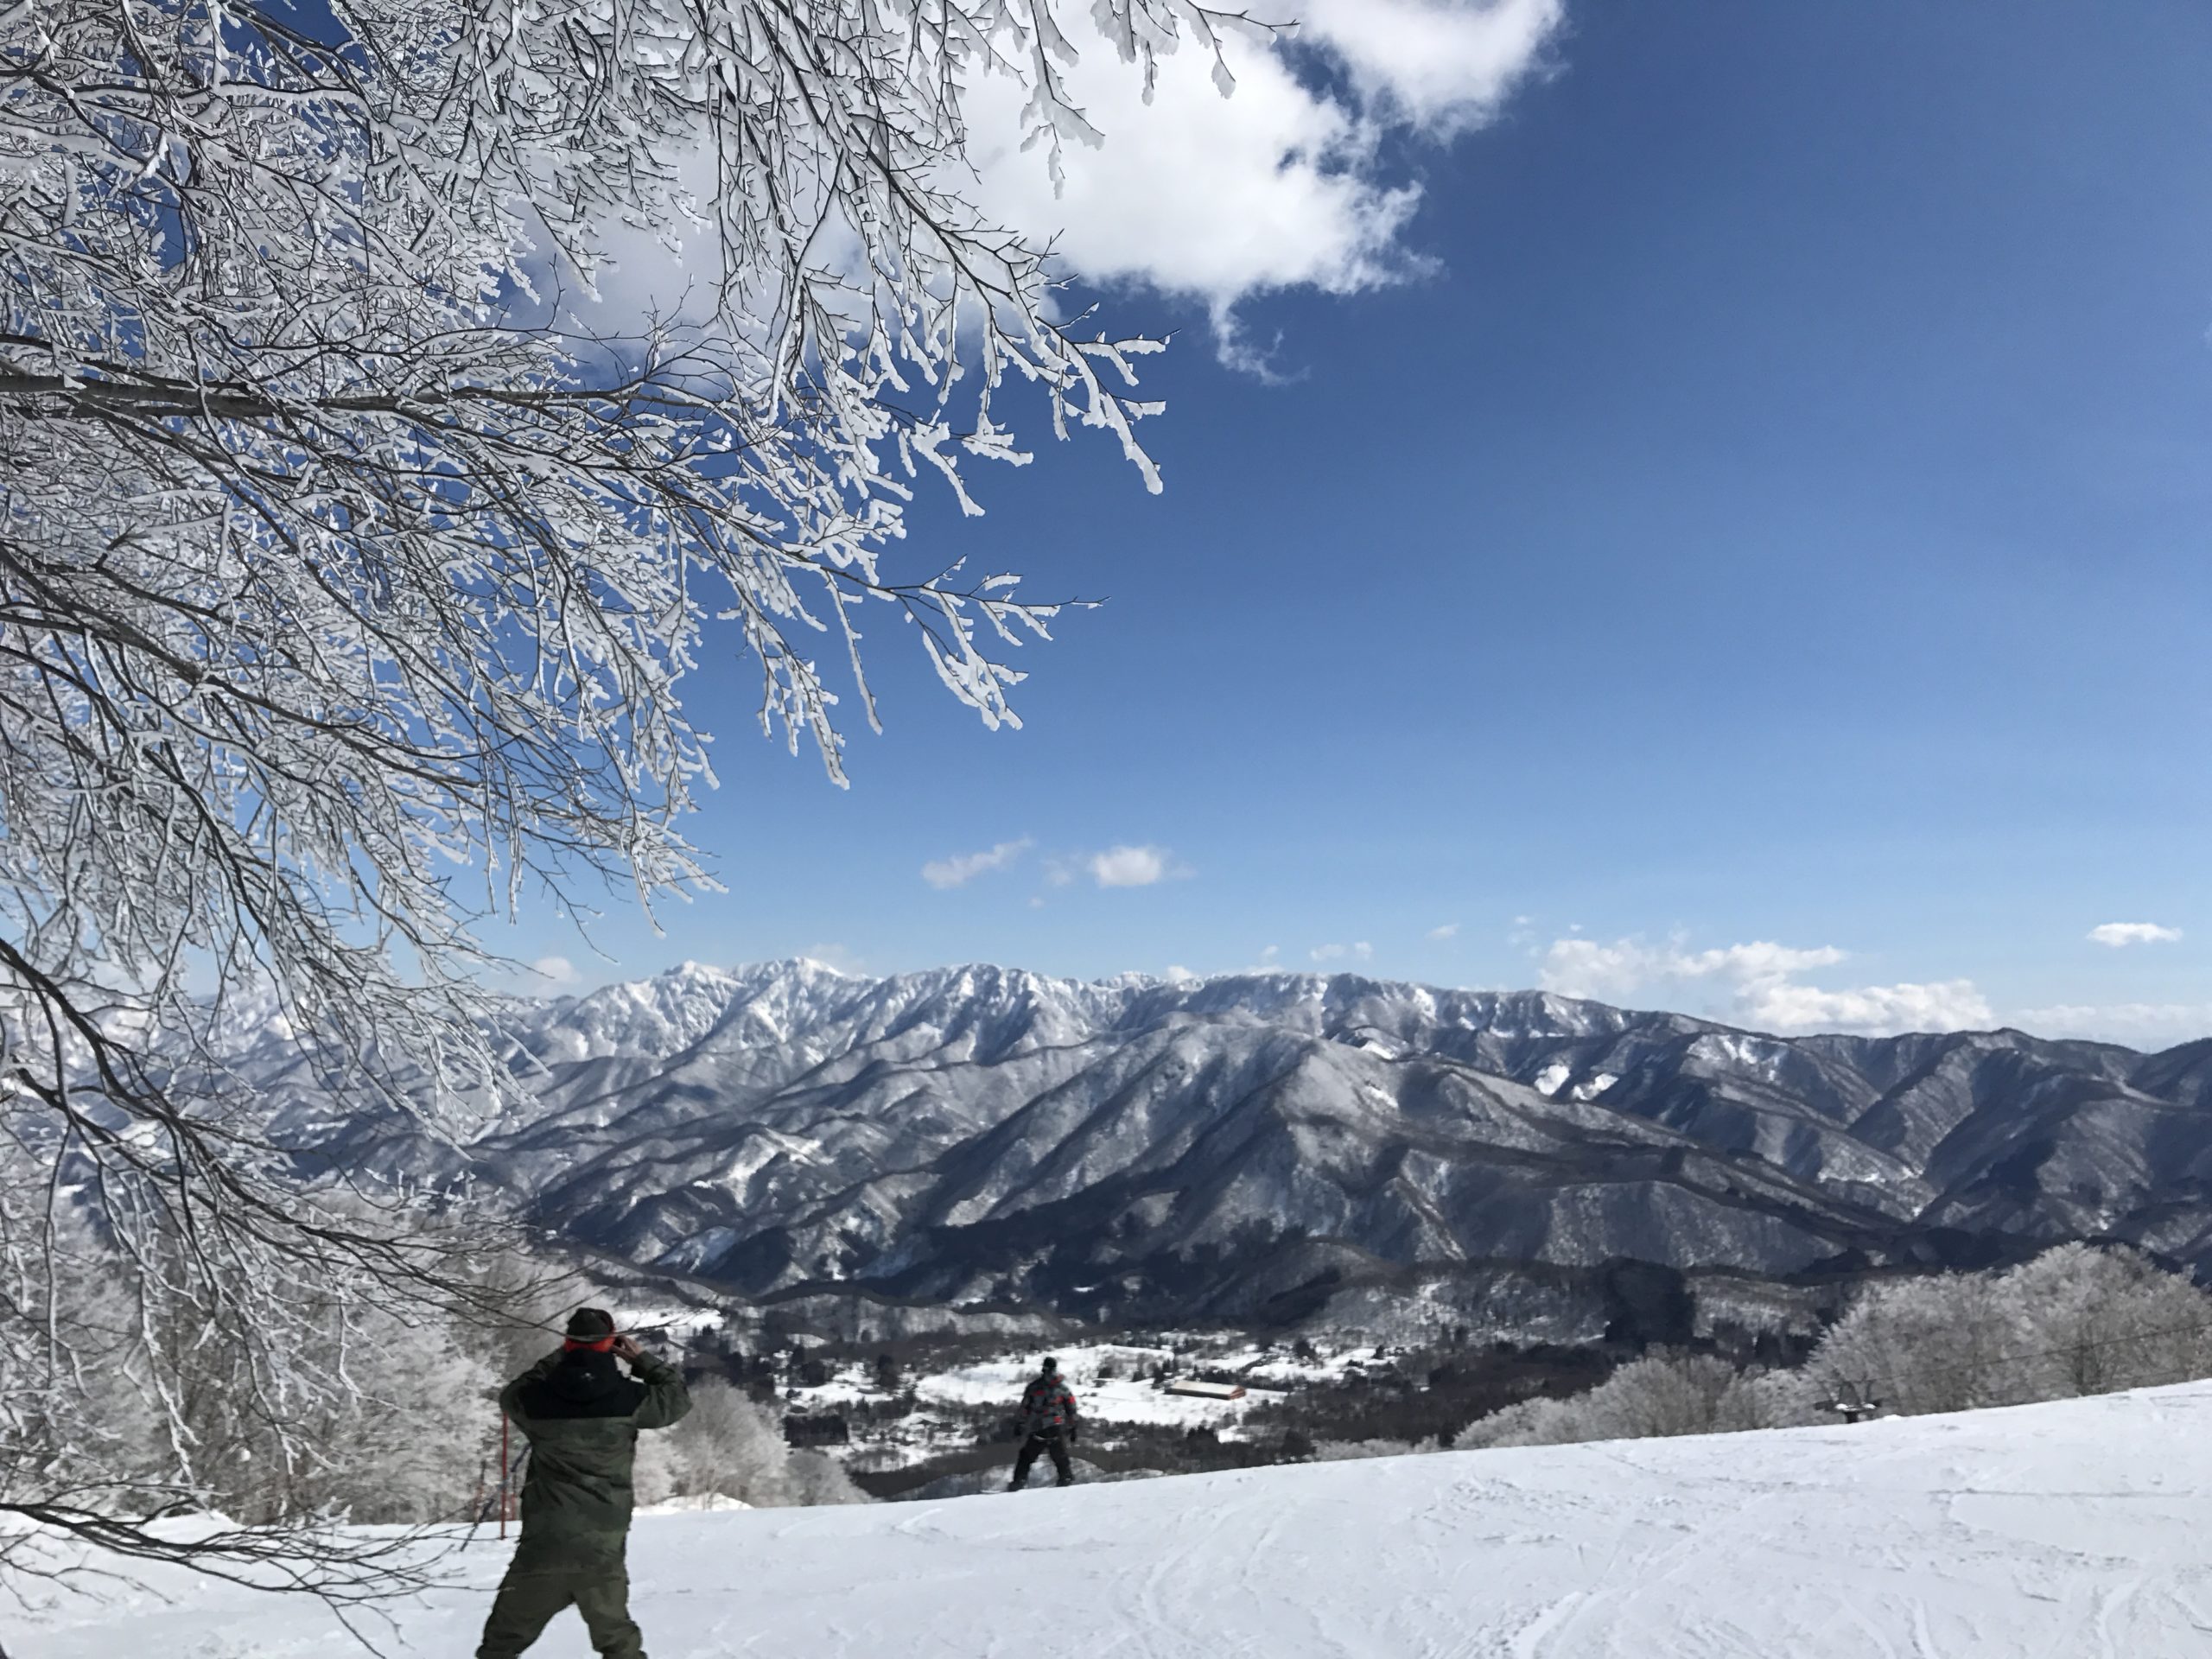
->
<box><xmin>512</xmin><ymin>1</ymin><xmax>2212</xmax><ymax>1046</ymax></box>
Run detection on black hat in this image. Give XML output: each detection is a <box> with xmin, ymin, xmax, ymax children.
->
<box><xmin>566</xmin><ymin>1306</ymin><xmax>617</xmax><ymax>1341</ymax></box>
<box><xmin>1040</xmin><ymin>1355</ymin><xmax>1059</xmax><ymax>1374</ymax></box>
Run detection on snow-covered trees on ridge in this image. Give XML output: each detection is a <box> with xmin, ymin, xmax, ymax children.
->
<box><xmin>0</xmin><ymin>0</ymin><xmax>1255</xmax><ymax>1584</ymax></box>
<box><xmin>1803</xmin><ymin>1243</ymin><xmax>2212</xmax><ymax>1418</ymax></box>
<box><xmin>634</xmin><ymin>1381</ymin><xmax>866</xmax><ymax>1510</ymax></box>
<box><xmin>1459</xmin><ymin>1245</ymin><xmax>2212</xmax><ymax>1452</ymax></box>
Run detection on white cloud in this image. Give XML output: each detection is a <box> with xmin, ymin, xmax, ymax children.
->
<box><xmin>922</xmin><ymin>837</ymin><xmax>1034</xmax><ymax>890</ymax></box>
<box><xmin>1296</xmin><ymin>0</ymin><xmax>1565</xmax><ymax>134</ymax></box>
<box><xmin>1743</xmin><ymin>979</ymin><xmax>1993</xmax><ymax>1036</ymax></box>
<box><xmin>1310</xmin><ymin>941</ymin><xmax>1375</xmax><ymax>964</ymax></box>
<box><xmin>2015</xmin><ymin>1002</ymin><xmax>2212</xmax><ymax>1049</ymax></box>
<box><xmin>2088</xmin><ymin>922</ymin><xmax>2183</xmax><ymax>948</ymax></box>
<box><xmin>576</xmin><ymin>7</ymin><xmax>1561</xmax><ymax>383</ymax></box>
<box><xmin>965</xmin><ymin>0</ymin><xmax>1561</xmax><ymax>366</ymax></box>
<box><xmin>1541</xmin><ymin>938</ymin><xmax>1845</xmax><ymax>1005</ymax></box>
<box><xmin>1164</xmin><ymin>964</ymin><xmax>1198</xmax><ymax>984</ymax></box>
<box><xmin>529</xmin><ymin>955</ymin><xmax>581</xmax><ymax>987</ymax></box>
<box><xmin>1089</xmin><ymin>844</ymin><xmax>1179</xmax><ymax>887</ymax></box>
<box><xmin>802</xmin><ymin>943</ymin><xmax>868</xmax><ymax>976</ymax></box>
<box><xmin>1539</xmin><ymin>934</ymin><xmax>1992</xmax><ymax>1037</ymax></box>
<box><xmin>1427</xmin><ymin>922</ymin><xmax>1460</xmax><ymax>941</ymax></box>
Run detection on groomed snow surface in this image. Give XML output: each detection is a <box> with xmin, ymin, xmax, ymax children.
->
<box><xmin>20</xmin><ymin>1382</ymin><xmax>2212</xmax><ymax>1656</ymax></box>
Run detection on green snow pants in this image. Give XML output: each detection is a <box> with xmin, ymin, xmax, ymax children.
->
<box><xmin>477</xmin><ymin>1537</ymin><xmax>645</xmax><ymax>1659</ymax></box>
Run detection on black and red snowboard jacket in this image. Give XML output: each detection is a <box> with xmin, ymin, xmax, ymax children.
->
<box><xmin>1019</xmin><ymin>1375</ymin><xmax>1079</xmax><ymax>1439</ymax></box>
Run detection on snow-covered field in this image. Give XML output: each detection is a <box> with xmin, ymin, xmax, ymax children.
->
<box><xmin>913</xmin><ymin>1350</ymin><xmax>1257</xmax><ymax>1427</ymax></box>
<box><xmin>905</xmin><ymin>1340</ymin><xmax>1356</xmax><ymax>1431</ymax></box>
<box><xmin>785</xmin><ymin>1336</ymin><xmax>1376</xmax><ymax>1469</ymax></box>
<box><xmin>19</xmin><ymin>1381</ymin><xmax>2212</xmax><ymax>1656</ymax></box>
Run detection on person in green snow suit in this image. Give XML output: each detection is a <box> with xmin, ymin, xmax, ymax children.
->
<box><xmin>478</xmin><ymin>1307</ymin><xmax>692</xmax><ymax>1659</ymax></box>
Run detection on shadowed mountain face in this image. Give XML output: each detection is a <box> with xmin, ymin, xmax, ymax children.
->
<box><xmin>257</xmin><ymin>962</ymin><xmax>2212</xmax><ymax>1337</ymax></box>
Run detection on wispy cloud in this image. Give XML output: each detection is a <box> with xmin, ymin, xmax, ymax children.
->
<box><xmin>1427</xmin><ymin>922</ymin><xmax>1460</xmax><ymax>941</ymax></box>
<box><xmin>1089</xmin><ymin>845</ymin><xmax>1182</xmax><ymax>888</ymax></box>
<box><xmin>1311</xmin><ymin>941</ymin><xmax>1375</xmax><ymax>964</ymax></box>
<box><xmin>922</xmin><ymin>837</ymin><xmax>1033</xmax><ymax>890</ymax></box>
<box><xmin>1747</xmin><ymin>979</ymin><xmax>1993</xmax><ymax>1036</ymax></box>
<box><xmin>529</xmin><ymin>955</ymin><xmax>580</xmax><ymax>988</ymax></box>
<box><xmin>1540</xmin><ymin>934</ymin><xmax>1991</xmax><ymax>1036</ymax></box>
<box><xmin>1541</xmin><ymin>938</ymin><xmax>1844</xmax><ymax>1001</ymax></box>
<box><xmin>802</xmin><ymin>943</ymin><xmax>868</xmax><ymax>976</ymax></box>
<box><xmin>2015</xmin><ymin>1001</ymin><xmax>2212</xmax><ymax>1048</ymax></box>
<box><xmin>2088</xmin><ymin>922</ymin><xmax>2183</xmax><ymax>948</ymax></box>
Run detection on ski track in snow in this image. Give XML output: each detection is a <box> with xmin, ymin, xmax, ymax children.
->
<box><xmin>19</xmin><ymin>1383</ymin><xmax>2212</xmax><ymax>1656</ymax></box>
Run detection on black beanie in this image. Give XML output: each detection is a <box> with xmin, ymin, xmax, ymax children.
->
<box><xmin>566</xmin><ymin>1306</ymin><xmax>617</xmax><ymax>1341</ymax></box>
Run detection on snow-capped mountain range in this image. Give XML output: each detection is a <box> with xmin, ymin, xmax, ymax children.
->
<box><xmin>259</xmin><ymin>960</ymin><xmax>2212</xmax><ymax>1338</ymax></box>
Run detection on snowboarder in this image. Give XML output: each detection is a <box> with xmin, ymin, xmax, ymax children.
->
<box><xmin>478</xmin><ymin>1308</ymin><xmax>692</xmax><ymax>1659</ymax></box>
<box><xmin>1007</xmin><ymin>1355</ymin><xmax>1081</xmax><ymax>1490</ymax></box>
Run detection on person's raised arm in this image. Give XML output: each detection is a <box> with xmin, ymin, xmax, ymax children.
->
<box><xmin>614</xmin><ymin>1334</ymin><xmax>693</xmax><ymax>1430</ymax></box>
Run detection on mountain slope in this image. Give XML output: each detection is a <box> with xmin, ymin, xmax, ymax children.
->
<box><xmin>258</xmin><ymin>962</ymin><xmax>2212</xmax><ymax>1335</ymax></box>
<box><xmin>22</xmin><ymin>1381</ymin><xmax>2212</xmax><ymax>1657</ymax></box>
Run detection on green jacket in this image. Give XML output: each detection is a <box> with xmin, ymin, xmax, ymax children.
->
<box><xmin>500</xmin><ymin>1347</ymin><xmax>691</xmax><ymax>1554</ymax></box>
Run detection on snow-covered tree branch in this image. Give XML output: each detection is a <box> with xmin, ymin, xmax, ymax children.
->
<box><xmin>0</xmin><ymin>0</ymin><xmax>1254</xmax><ymax>1586</ymax></box>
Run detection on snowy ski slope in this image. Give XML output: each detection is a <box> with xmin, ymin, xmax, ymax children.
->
<box><xmin>17</xmin><ymin>1380</ymin><xmax>2212</xmax><ymax>1657</ymax></box>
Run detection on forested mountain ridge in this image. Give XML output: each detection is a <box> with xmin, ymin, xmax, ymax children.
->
<box><xmin>250</xmin><ymin>961</ymin><xmax>2212</xmax><ymax>1338</ymax></box>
